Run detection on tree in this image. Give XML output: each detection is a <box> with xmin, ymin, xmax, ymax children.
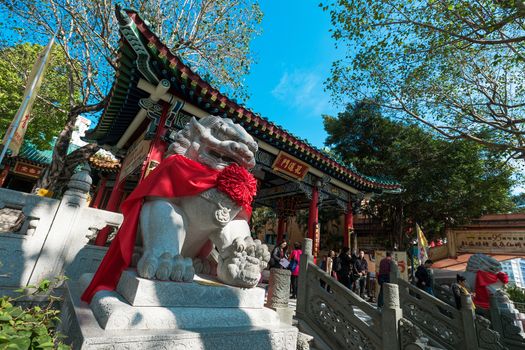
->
<box><xmin>324</xmin><ymin>101</ymin><xmax>516</xmax><ymax>246</ymax></box>
<box><xmin>0</xmin><ymin>0</ymin><xmax>262</xmax><ymax>193</ymax></box>
<box><xmin>321</xmin><ymin>0</ymin><xmax>525</xmax><ymax>160</ymax></box>
<box><xmin>0</xmin><ymin>43</ymin><xmax>74</xmax><ymax>150</ymax></box>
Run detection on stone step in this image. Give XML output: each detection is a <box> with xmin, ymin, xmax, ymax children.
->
<box><xmin>91</xmin><ymin>289</ymin><xmax>280</xmax><ymax>330</ymax></box>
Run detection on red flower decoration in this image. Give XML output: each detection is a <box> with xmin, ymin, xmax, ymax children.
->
<box><xmin>497</xmin><ymin>271</ymin><xmax>509</xmax><ymax>284</ymax></box>
<box><xmin>217</xmin><ymin>163</ymin><xmax>257</xmax><ymax>209</ymax></box>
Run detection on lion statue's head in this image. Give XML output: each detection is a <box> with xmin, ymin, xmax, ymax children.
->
<box><xmin>166</xmin><ymin>115</ymin><xmax>257</xmax><ymax>171</ymax></box>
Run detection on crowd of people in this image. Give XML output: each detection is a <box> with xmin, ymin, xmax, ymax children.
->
<box><xmin>266</xmin><ymin>240</ymin><xmax>474</xmax><ymax>310</ymax></box>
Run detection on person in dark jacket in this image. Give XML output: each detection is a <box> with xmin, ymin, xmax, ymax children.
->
<box><xmin>337</xmin><ymin>247</ymin><xmax>353</xmax><ymax>289</ymax></box>
<box><xmin>377</xmin><ymin>252</ymin><xmax>393</xmax><ymax>308</ymax></box>
<box><xmin>352</xmin><ymin>250</ymin><xmax>368</xmax><ymax>298</ymax></box>
<box><xmin>269</xmin><ymin>240</ymin><xmax>288</xmax><ymax>269</ymax></box>
<box><xmin>415</xmin><ymin>259</ymin><xmax>434</xmax><ymax>295</ymax></box>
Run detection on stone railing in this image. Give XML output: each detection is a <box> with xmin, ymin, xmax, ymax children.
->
<box><xmin>433</xmin><ymin>278</ymin><xmax>525</xmax><ymax>350</ymax></box>
<box><xmin>0</xmin><ymin>164</ymin><xmax>123</xmax><ymax>295</ymax></box>
<box><xmin>297</xmin><ymin>239</ymin><xmax>385</xmax><ymax>349</ymax></box>
<box><xmin>489</xmin><ymin>291</ymin><xmax>525</xmax><ymax>350</ymax></box>
<box><xmin>296</xmin><ymin>239</ymin><xmax>442</xmax><ymax>350</ymax></box>
<box><xmin>390</xmin><ymin>265</ymin><xmax>506</xmax><ymax>350</ymax></box>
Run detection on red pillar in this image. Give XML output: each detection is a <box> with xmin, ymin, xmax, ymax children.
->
<box><xmin>139</xmin><ymin>103</ymin><xmax>170</xmax><ymax>181</ymax></box>
<box><xmin>308</xmin><ymin>186</ymin><xmax>319</xmax><ymax>239</ymax></box>
<box><xmin>91</xmin><ymin>176</ymin><xmax>107</xmax><ymax>208</ymax></box>
<box><xmin>344</xmin><ymin>200</ymin><xmax>353</xmax><ymax>248</ymax></box>
<box><xmin>95</xmin><ymin>174</ymin><xmax>125</xmax><ymax>246</ymax></box>
<box><xmin>308</xmin><ymin>186</ymin><xmax>319</xmax><ymax>260</ymax></box>
<box><xmin>0</xmin><ymin>165</ymin><xmax>9</xmax><ymax>187</ymax></box>
<box><xmin>276</xmin><ymin>216</ymin><xmax>285</xmax><ymax>244</ymax></box>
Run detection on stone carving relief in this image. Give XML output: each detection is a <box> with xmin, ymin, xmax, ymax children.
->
<box><xmin>401</xmin><ymin>302</ymin><xmax>462</xmax><ymax>347</ymax></box>
<box><xmin>474</xmin><ymin>315</ymin><xmax>507</xmax><ymax>350</ymax></box>
<box><xmin>139</xmin><ymin>116</ymin><xmax>270</xmax><ymax>288</ymax></box>
<box><xmin>307</xmin><ymin>295</ymin><xmax>378</xmax><ymax>350</ymax></box>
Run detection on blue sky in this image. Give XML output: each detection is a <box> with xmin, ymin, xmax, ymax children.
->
<box><xmin>244</xmin><ymin>1</ymin><xmax>341</xmax><ymax>148</ymax></box>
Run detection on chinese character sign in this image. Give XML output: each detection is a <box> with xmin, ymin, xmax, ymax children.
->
<box><xmin>456</xmin><ymin>231</ymin><xmax>525</xmax><ymax>254</ymax></box>
<box><xmin>272</xmin><ymin>152</ymin><xmax>309</xmax><ymax>180</ymax></box>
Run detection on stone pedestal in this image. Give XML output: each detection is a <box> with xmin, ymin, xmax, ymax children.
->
<box><xmin>265</xmin><ymin>268</ymin><xmax>293</xmax><ymax>325</ymax></box>
<box><xmin>61</xmin><ymin>270</ymin><xmax>297</xmax><ymax>349</ymax></box>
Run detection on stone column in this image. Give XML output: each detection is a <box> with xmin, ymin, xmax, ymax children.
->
<box><xmin>381</xmin><ymin>283</ymin><xmax>401</xmax><ymax>350</ymax></box>
<box><xmin>389</xmin><ymin>259</ymin><xmax>400</xmax><ymax>285</ymax></box>
<box><xmin>266</xmin><ymin>268</ymin><xmax>293</xmax><ymax>324</ymax></box>
<box><xmin>296</xmin><ymin>238</ymin><xmax>313</xmax><ymax>320</ymax></box>
<box><xmin>460</xmin><ymin>294</ymin><xmax>479</xmax><ymax>350</ymax></box>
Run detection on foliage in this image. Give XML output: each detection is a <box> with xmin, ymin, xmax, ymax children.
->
<box><xmin>324</xmin><ymin>101</ymin><xmax>516</xmax><ymax>244</ymax></box>
<box><xmin>0</xmin><ymin>0</ymin><xmax>263</xmax><ymax>192</ymax></box>
<box><xmin>294</xmin><ymin>208</ymin><xmax>343</xmax><ymax>250</ymax></box>
<box><xmin>321</xmin><ymin>0</ymin><xmax>525</xmax><ymax>160</ymax></box>
<box><xmin>250</xmin><ymin>207</ymin><xmax>277</xmax><ymax>236</ymax></box>
<box><xmin>0</xmin><ymin>43</ymin><xmax>75</xmax><ymax>150</ymax></box>
<box><xmin>0</xmin><ymin>277</ymin><xmax>70</xmax><ymax>350</ymax></box>
<box><xmin>506</xmin><ymin>284</ymin><xmax>525</xmax><ymax>303</ymax></box>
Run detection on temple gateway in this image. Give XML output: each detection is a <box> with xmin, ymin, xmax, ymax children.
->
<box><xmin>85</xmin><ymin>7</ymin><xmax>401</xmax><ymax>258</ymax></box>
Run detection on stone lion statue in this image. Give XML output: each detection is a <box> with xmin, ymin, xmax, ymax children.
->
<box><xmin>137</xmin><ymin>116</ymin><xmax>271</xmax><ymax>288</ymax></box>
<box><xmin>82</xmin><ymin>115</ymin><xmax>272</xmax><ymax>303</ymax></box>
<box><xmin>464</xmin><ymin>254</ymin><xmax>505</xmax><ymax>293</ymax></box>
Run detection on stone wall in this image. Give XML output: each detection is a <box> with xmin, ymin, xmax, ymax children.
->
<box><xmin>0</xmin><ymin>165</ymin><xmax>122</xmax><ymax>295</ymax></box>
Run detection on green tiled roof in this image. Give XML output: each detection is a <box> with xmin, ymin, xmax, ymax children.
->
<box><xmin>9</xmin><ymin>139</ymin><xmax>80</xmax><ymax>165</ymax></box>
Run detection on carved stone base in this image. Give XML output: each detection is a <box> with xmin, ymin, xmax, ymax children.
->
<box><xmin>115</xmin><ymin>270</ymin><xmax>266</xmax><ymax>307</ymax></box>
<box><xmin>90</xmin><ymin>289</ymin><xmax>280</xmax><ymax>330</ymax></box>
<box><xmin>61</xmin><ymin>274</ymin><xmax>298</xmax><ymax>350</ymax></box>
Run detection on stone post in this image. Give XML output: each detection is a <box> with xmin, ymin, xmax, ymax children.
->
<box><xmin>28</xmin><ymin>164</ymin><xmax>93</xmax><ymax>285</ymax></box>
<box><xmin>460</xmin><ymin>294</ymin><xmax>479</xmax><ymax>350</ymax></box>
<box><xmin>389</xmin><ymin>259</ymin><xmax>400</xmax><ymax>285</ymax></box>
<box><xmin>296</xmin><ymin>238</ymin><xmax>313</xmax><ymax>320</ymax></box>
<box><xmin>381</xmin><ymin>283</ymin><xmax>401</xmax><ymax>350</ymax></box>
<box><xmin>266</xmin><ymin>268</ymin><xmax>293</xmax><ymax>324</ymax></box>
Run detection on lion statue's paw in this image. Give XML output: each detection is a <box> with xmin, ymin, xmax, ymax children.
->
<box><xmin>218</xmin><ymin>250</ymin><xmax>261</xmax><ymax>288</ymax></box>
<box><xmin>137</xmin><ymin>252</ymin><xmax>194</xmax><ymax>282</ymax></box>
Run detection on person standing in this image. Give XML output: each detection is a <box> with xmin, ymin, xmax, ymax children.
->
<box><xmin>289</xmin><ymin>242</ymin><xmax>302</xmax><ymax>299</ymax></box>
<box><xmin>338</xmin><ymin>247</ymin><xmax>353</xmax><ymax>289</ymax></box>
<box><xmin>269</xmin><ymin>240</ymin><xmax>288</xmax><ymax>269</ymax></box>
<box><xmin>377</xmin><ymin>252</ymin><xmax>393</xmax><ymax>308</ymax></box>
<box><xmin>415</xmin><ymin>259</ymin><xmax>434</xmax><ymax>295</ymax></box>
<box><xmin>353</xmin><ymin>250</ymin><xmax>368</xmax><ymax>298</ymax></box>
<box><xmin>451</xmin><ymin>274</ymin><xmax>476</xmax><ymax>310</ymax></box>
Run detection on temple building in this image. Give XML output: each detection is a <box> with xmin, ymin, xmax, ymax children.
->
<box><xmin>83</xmin><ymin>7</ymin><xmax>401</xmax><ymax>257</ymax></box>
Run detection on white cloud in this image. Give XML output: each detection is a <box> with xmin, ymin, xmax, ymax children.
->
<box><xmin>271</xmin><ymin>69</ymin><xmax>334</xmax><ymax>116</ymax></box>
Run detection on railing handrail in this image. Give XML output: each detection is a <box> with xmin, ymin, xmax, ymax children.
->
<box><xmin>308</xmin><ymin>261</ymin><xmax>382</xmax><ymax>322</ymax></box>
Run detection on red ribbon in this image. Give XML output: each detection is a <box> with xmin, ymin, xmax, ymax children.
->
<box><xmin>474</xmin><ymin>270</ymin><xmax>509</xmax><ymax>309</ymax></box>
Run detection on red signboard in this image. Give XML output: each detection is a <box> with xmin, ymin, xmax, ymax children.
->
<box><xmin>13</xmin><ymin>161</ymin><xmax>43</xmax><ymax>178</ymax></box>
<box><xmin>272</xmin><ymin>151</ymin><xmax>309</xmax><ymax>180</ymax></box>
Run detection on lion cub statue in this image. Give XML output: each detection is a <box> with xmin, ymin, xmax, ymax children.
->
<box><xmin>137</xmin><ymin>115</ymin><xmax>271</xmax><ymax>288</ymax></box>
